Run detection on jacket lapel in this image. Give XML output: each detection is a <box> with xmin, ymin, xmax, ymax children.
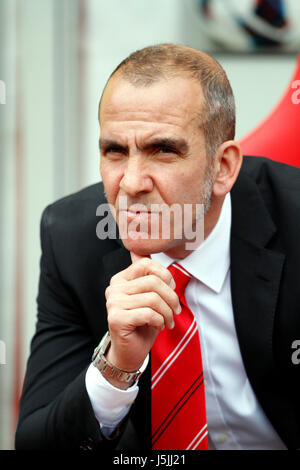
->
<box><xmin>230</xmin><ymin>170</ymin><xmax>289</xmax><ymax>442</ymax></box>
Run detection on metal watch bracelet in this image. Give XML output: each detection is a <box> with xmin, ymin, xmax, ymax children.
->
<box><xmin>92</xmin><ymin>331</ymin><xmax>149</xmax><ymax>387</ymax></box>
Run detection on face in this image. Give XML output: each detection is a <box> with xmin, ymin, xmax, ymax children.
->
<box><xmin>99</xmin><ymin>75</ymin><xmax>216</xmax><ymax>259</ymax></box>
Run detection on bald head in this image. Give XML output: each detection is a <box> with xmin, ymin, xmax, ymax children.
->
<box><xmin>99</xmin><ymin>43</ymin><xmax>236</xmax><ymax>161</ymax></box>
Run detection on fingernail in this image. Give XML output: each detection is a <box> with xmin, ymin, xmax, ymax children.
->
<box><xmin>170</xmin><ymin>319</ymin><xmax>175</xmax><ymax>329</ymax></box>
<box><xmin>175</xmin><ymin>304</ymin><xmax>182</xmax><ymax>315</ymax></box>
<box><xmin>170</xmin><ymin>278</ymin><xmax>176</xmax><ymax>290</ymax></box>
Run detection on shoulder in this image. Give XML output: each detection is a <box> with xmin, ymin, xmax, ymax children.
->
<box><xmin>40</xmin><ymin>181</ymin><xmax>119</xmax><ymax>268</ymax></box>
<box><xmin>240</xmin><ymin>155</ymin><xmax>300</xmax><ymax>191</ymax></box>
<box><xmin>234</xmin><ymin>156</ymin><xmax>300</xmax><ymax>245</ymax></box>
<box><xmin>43</xmin><ymin>182</ymin><xmax>106</xmax><ymax>227</ymax></box>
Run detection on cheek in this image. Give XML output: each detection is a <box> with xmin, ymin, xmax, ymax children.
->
<box><xmin>163</xmin><ymin>167</ymin><xmax>203</xmax><ymax>203</ymax></box>
<box><xmin>100</xmin><ymin>164</ymin><xmax>121</xmax><ymax>203</ymax></box>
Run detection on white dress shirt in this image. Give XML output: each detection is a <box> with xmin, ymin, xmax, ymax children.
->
<box><xmin>86</xmin><ymin>193</ymin><xmax>286</xmax><ymax>449</ymax></box>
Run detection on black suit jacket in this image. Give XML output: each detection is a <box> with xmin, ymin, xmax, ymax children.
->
<box><xmin>15</xmin><ymin>156</ymin><xmax>300</xmax><ymax>450</ymax></box>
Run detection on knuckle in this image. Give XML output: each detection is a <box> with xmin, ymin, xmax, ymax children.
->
<box><xmin>105</xmin><ymin>285</ymin><xmax>111</xmax><ymax>299</ymax></box>
<box><xmin>106</xmin><ymin>292</ymin><xmax>123</xmax><ymax>310</ymax></box>
<box><xmin>110</xmin><ymin>272</ymin><xmax>122</xmax><ymax>285</ymax></box>
<box><xmin>106</xmin><ymin>297</ymin><xmax>113</xmax><ymax>310</ymax></box>
<box><xmin>171</xmin><ymin>290</ymin><xmax>179</xmax><ymax>305</ymax></box>
<box><xmin>145</xmin><ymin>307</ymin><xmax>153</xmax><ymax>316</ymax></box>
<box><xmin>142</xmin><ymin>257</ymin><xmax>151</xmax><ymax>266</ymax></box>
<box><xmin>141</xmin><ymin>257</ymin><xmax>151</xmax><ymax>270</ymax></box>
<box><xmin>143</xmin><ymin>307</ymin><xmax>153</xmax><ymax>320</ymax></box>
<box><xmin>165</xmin><ymin>271</ymin><xmax>174</xmax><ymax>286</ymax></box>
<box><xmin>149</xmin><ymin>274</ymin><xmax>160</xmax><ymax>289</ymax></box>
<box><xmin>148</xmin><ymin>291</ymin><xmax>159</xmax><ymax>306</ymax></box>
<box><xmin>107</xmin><ymin>308</ymin><xmax>121</xmax><ymax>327</ymax></box>
<box><xmin>144</xmin><ymin>307</ymin><xmax>155</xmax><ymax>323</ymax></box>
<box><xmin>147</xmin><ymin>273</ymin><xmax>156</xmax><ymax>284</ymax></box>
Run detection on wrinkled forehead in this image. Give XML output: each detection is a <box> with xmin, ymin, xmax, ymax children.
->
<box><xmin>99</xmin><ymin>74</ymin><xmax>205</xmax><ymax>126</ymax></box>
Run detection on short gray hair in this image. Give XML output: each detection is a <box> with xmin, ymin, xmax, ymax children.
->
<box><xmin>104</xmin><ymin>43</ymin><xmax>236</xmax><ymax>161</ymax></box>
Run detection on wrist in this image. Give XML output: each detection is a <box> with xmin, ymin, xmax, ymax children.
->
<box><xmin>92</xmin><ymin>332</ymin><xmax>148</xmax><ymax>390</ymax></box>
<box><xmin>106</xmin><ymin>345</ymin><xmax>145</xmax><ymax>374</ymax></box>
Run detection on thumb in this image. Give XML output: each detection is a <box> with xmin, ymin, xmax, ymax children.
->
<box><xmin>130</xmin><ymin>251</ymin><xmax>150</xmax><ymax>264</ymax></box>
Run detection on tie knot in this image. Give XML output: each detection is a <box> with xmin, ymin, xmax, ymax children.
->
<box><xmin>168</xmin><ymin>263</ymin><xmax>192</xmax><ymax>300</ymax></box>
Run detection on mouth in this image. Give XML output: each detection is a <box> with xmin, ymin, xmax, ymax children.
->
<box><xmin>119</xmin><ymin>209</ymin><xmax>157</xmax><ymax>220</ymax></box>
<box><xmin>116</xmin><ymin>203</ymin><xmax>162</xmax><ymax>242</ymax></box>
<box><xmin>117</xmin><ymin>200</ymin><xmax>158</xmax><ymax>215</ymax></box>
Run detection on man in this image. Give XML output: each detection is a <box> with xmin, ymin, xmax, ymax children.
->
<box><xmin>15</xmin><ymin>44</ymin><xmax>300</xmax><ymax>450</ymax></box>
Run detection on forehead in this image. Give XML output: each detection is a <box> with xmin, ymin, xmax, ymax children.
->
<box><xmin>99</xmin><ymin>76</ymin><xmax>205</xmax><ymax>133</ymax></box>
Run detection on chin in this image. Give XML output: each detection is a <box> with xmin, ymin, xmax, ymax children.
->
<box><xmin>121</xmin><ymin>235</ymin><xmax>177</xmax><ymax>257</ymax></box>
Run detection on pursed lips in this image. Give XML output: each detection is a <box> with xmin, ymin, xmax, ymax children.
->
<box><xmin>118</xmin><ymin>208</ymin><xmax>158</xmax><ymax>221</ymax></box>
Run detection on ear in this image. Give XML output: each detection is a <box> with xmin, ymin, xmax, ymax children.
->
<box><xmin>212</xmin><ymin>140</ymin><xmax>243</xmax><ymax>197</ymax></box>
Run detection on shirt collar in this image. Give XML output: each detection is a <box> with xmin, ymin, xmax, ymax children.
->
<box><xmin>151</xmin><ymin>193</ymin><xmax>231</xmax><ymax>293</ymax></box>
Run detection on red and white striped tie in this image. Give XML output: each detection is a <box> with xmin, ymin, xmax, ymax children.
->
<box><xmin>151</xmin><ymin>262</ymin><xmax>208</xmax><ymax>450</ymax></box>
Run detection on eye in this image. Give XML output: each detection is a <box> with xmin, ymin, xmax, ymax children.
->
<box><xmin>105</xmin><ymin>146</ymin><xmax>124</xmax><ymax>154</ymax></box>
<box><xmin>157</xmin><ymin>145</ymin><xmax>177</xmax><ymax>155</ymax></box>
<box><xmin>102</xmin><ymin>145</ymin><xmax>128</xmax><ymax>159</ymax></box>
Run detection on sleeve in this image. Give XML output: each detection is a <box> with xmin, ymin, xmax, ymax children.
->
<box><xmin>85</xmin><ymin>363</ymin><xmax>138</xmax><ymax>437</ymax></box>
<box><xmin>14</xmin><ymin>206</ymin><xmax>128</xmax><ymax>450</ymax></box>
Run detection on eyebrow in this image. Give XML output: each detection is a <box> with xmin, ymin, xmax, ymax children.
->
<box><xmin>142</xmin><ymin>137</ymin><xmax>189</xmax><ymax>155</ymax></box>
<box><xmin>99</xmin><ymin>137</ymin><xmax>189</xmax><ymax>155</ymax></box>
<box><xmin>99</xmin><ymin>139</ymin><xmax>128</xmax><ymax>153</ymax></box>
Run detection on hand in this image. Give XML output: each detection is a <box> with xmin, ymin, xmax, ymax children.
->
<box><xmin>104</xmin><ymin>252</ymin><xmax>181</xmax><ymax>387</ymax></box>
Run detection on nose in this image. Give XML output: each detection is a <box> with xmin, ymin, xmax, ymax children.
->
<box><xmin>119</xmin><ymin>155</ymin><xmax>153</xmax><ymax>196</ymax></box>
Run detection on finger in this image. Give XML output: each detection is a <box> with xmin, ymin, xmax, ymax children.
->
<box><xmin>130</xmin><ymin>251</ymin><xmax>148</xmax><ymax>264</ymax></box>
<box><xmin>114</xmin><ymin>307</ymin><xmax>166</xmax><ymax>332</ymax></box>
<box><xmin>107</xmin><ymin>275</ymin><xmax>181</xmax><ymax>315</ymax></box>
<box><xmin>111</xmin><ymin>292</ymin><xmax>175</xmax><ymax>329</ymax></box>
<box><xmin>111</xmin><ymin>256</ymin><xmax>176</xmax><ymax>289</ymax></box>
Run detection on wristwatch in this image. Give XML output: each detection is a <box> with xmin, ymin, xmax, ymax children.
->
<box><xmin>92</xmin><ymin>331</ymin><xmax>149</xmax><ymax>387</ymax></box>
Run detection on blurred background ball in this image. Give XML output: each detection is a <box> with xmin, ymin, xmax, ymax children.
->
<box><xmin>196</xmin><ymin>0</ymin><xmax>300</xmax><ymax>51</ymax></box>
